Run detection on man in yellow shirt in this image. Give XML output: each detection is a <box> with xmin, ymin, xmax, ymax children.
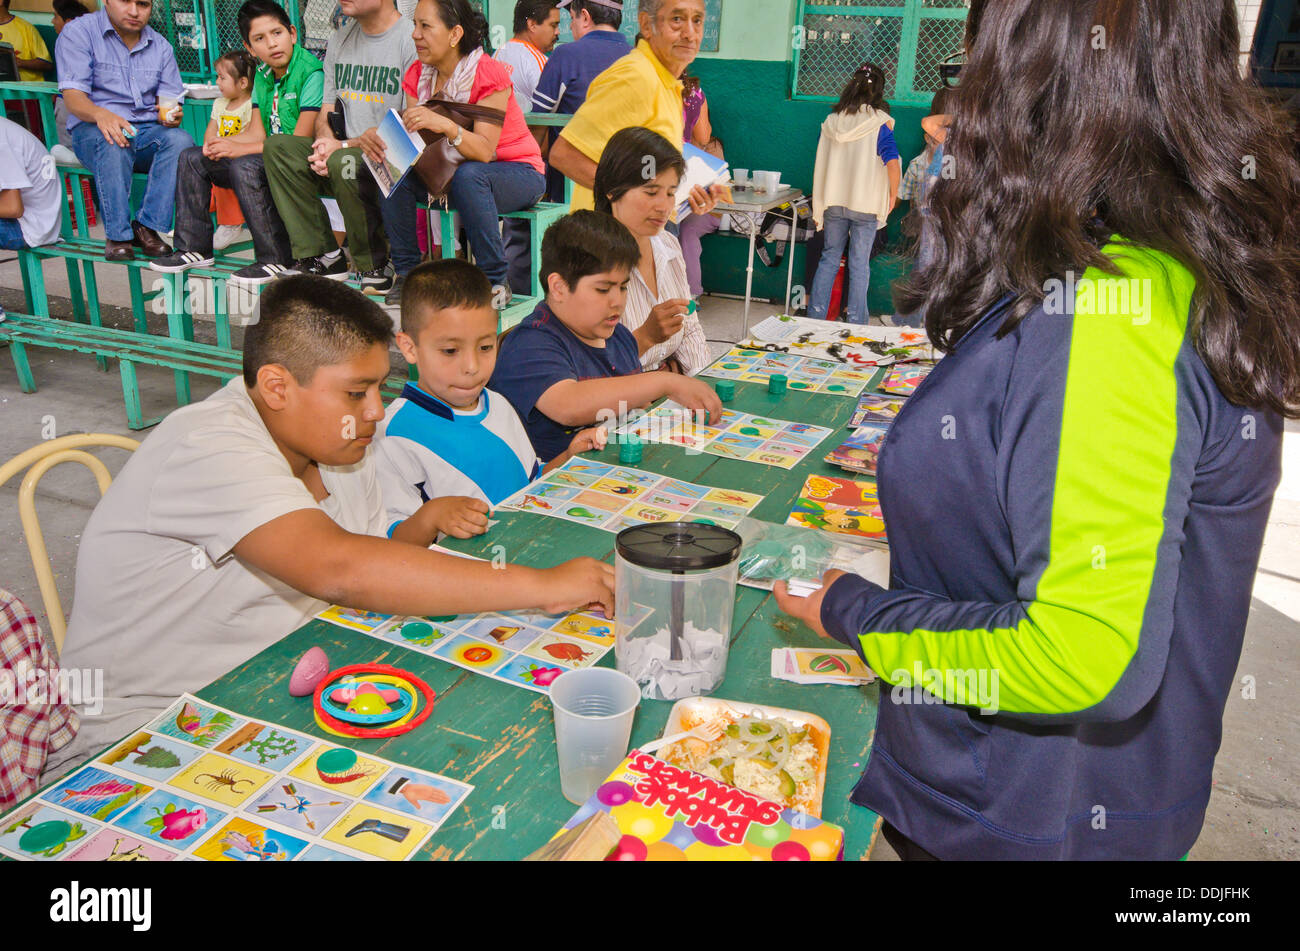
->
<box><xmin>0</xmin><ymin>0</ymin><xmax>52</xmax><ymax>82</ymax></box>
<box><xmin>550</xmin><ymin>0</ymin><xmax>704</xmax><ymax>212</ymax></box>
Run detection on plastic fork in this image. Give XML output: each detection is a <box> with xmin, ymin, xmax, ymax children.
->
<box><xmin>636</xmin><ymin>720</ymin><xmax>725</xmax><ymax>755</ymax></box>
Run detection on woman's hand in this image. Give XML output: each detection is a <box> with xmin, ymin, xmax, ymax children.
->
<box><xmin>773</xmin><ymin>569</ymin><xmax>848</xmax><ymax>640</ymax></box>
<box><xmin>403</xmin><ymin>105</ymin><xmax>456</xmax><ymax>138</ymax></box>
<box><xmin>686</xmin><ymin>183</ymin><xmax>720</xmax><ymax>216</ymax></box>
<box><xmin>642</xmin><ymin>298</ymin><xmax>689</xmax><ymax>345</ymax></box>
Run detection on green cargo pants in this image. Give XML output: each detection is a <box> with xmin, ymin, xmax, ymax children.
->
<box><xmin>262</xmin><ymin>134</ymin><xmax>388</xmax><ymax>273</ymax></box>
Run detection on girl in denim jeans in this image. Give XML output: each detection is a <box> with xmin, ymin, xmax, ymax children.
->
<box><xmin>808</xmin><ymin>63</ymin><xmax>901</xmax><ymax>324</ymax></box>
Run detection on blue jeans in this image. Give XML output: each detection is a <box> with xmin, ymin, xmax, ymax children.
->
<box><xmin>70</xmin><ymin>120</ymin><xmax>194</xmax><ymax>242</ymax></box>
<box><xmin>809</xmin><ymin>207</ymin><xmax>878</xmax><ymax>324</ymax></box>
<box><xmin>446</xmin><ymin>161</ymin><xmax>546</xmax><ymax>290</ymax></box>
<box><xmin>0</xmin><ymin>217</ymin><xmax>27</xmax><ymax>250</ymax></box>
<box><xmin>379</xmin><ymin>169</ymin><xmax>423</xmax><ymax>277</ymax></box>
<box><xmin>173</xmin><ymin>147</ymin><xmax>292</xmax><ymax>264</ymax></box>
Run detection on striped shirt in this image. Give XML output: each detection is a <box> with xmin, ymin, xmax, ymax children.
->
<box><xmin>623</xmin><ymin>231</ymin><xmax>711</xmax><ymax>375</ymax></box>
<box><xmin>495</xmin><ymin>39</ymin><xmax>548</xmax><ymax>114</ymax></box>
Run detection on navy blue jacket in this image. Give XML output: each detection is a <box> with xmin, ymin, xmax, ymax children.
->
<box><xmin>822</xmin><ymin>243</ymin><xmax>1281</xmax><ymax>858</ymax></box>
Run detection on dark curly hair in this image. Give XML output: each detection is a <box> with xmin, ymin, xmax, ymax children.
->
<box><xmin>895</xmin><ymin>0</ymin><xmax>1300</xmax><ymax>417</ymax></box>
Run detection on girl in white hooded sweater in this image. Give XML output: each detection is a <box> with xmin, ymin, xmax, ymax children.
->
<box><xmin>808</xmin><ymin>63</ymin><xmax>901</xmax><ymax>324</ymax></box>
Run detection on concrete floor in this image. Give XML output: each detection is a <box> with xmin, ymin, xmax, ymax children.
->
<box><xmin>1</xmin><ymin>251</ymin><xmax>1295</xmax><ymax>861</ymax></box>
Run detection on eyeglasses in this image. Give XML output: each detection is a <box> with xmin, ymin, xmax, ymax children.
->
<box><xmin>939</xmin><ymin>51</ymin><xmax>965</xmax><ymax>89</ymax></box>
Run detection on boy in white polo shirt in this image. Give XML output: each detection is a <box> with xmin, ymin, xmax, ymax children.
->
<box><xmin>47</xmin><ymin>275</ymin><xmax>614</xmax><ymax>778</ymax></box>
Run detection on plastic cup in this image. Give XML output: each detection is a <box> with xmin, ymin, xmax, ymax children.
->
<box><xmin>157</xmin><ymin>98</ymin><xmax>181</xmax><ymax>123</ymax></box>
<box><xmin>549</xmin><ymin>667</ymin><xmax>640</xmax><ymax>805</ymax></box>
<box><xmin>732</xmin><ymin>168</ymin><xmax>749</xmax><ymax>188</ymax></box>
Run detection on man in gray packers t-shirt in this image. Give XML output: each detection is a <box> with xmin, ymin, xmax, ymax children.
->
<box><xmin>263</xmin><ymin>0</ymin><xmax>417</xmax><ymax>289</ymax></box>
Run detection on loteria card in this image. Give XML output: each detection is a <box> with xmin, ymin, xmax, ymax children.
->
<box><xmin>498</xmin><ymin>456</ymin><xmax>764</xmax><ymax>529</ymax></box>
<box><xmin>614</xmin><ymin>402</ymin><xmax>833</xmax><ymax>469</ymax></box>
<box><xmin>0</xmin><ymin>694</ymin><xmax>473</xmax><ymax>862</ymax></box>
<box><xmin>786</xmin><ymin>474</ymin><xmax>886</xmax><ymax>541</ymax></box>
<box><xmin>824</xmin><ymin>424</ymin><xmax>889</xmax><ymax>476</ymax></box>
<box><xmin>879</xmin><ymin>362</ymin><xmax>934</xmax><ymax>397</ymax></box>
<box><xmin>848</xmin><ymin>393</ymin><xmax>907</xmax><ymax>428</ymax></box>
<box><xmin>702</xmin><ymin>347</ymin><xmax>876</xmax><ymax>396</ymax></box>
<box><xmin>771</xmin><ymin>648</ymin><xmax>876</xmax><ymax>686</ymax></box>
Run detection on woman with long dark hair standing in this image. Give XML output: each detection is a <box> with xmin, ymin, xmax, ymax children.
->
<box><xmin>777</xmin><ymin>0</ymin><xmax>1300</xmax><ymax>859</ymax></box>
<box><xmin>807</xmin><ymin>62</ymin><xmax>900</xmax><ymax>324</ymax></box>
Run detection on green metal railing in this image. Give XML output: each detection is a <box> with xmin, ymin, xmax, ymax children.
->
<box><xmin>791</xmin><ymin>0</ymin><xmax>967</xmax><ymax>105</ymax></box>
<box><xmin>147</xmin><ymin>0</ymin><xmax>305</xmax><ymax>82</ymax></box>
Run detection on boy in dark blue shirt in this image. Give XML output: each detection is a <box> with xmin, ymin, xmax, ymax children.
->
<box><xmin>491</xmin><ymin>211</ymin><xmax>721</xmax><ymax>462</ymax></box>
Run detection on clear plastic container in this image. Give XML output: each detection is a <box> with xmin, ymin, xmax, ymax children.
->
<box><xmin>614</xmin><ymin>522</ymin><xmax>742</xmax><ymax>701</ymax></box>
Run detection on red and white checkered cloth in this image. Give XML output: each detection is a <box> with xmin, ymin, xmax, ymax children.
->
<box><xmin>1</xmin><ymin>589</ymin><xmax>78</xmax><ymax>809</ymax></box>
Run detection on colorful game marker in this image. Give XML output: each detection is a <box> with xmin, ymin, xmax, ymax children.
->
<box><xmin>715</xmin><ymin>380</ymin><xmax>736</xmax><ymax>402</ymax></box>
<box><xmin>620</xmin><ymin>435</ymin><xmax>643</xmax><ymax>465</ymax></box>
<box><xmin>769</xmin><ymin>374</ymin><xmax>788</xmax><ymax>395</ymax></box>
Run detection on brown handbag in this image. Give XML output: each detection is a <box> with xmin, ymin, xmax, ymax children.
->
<box><xmin>412</xmin><ymin>92</ymin><xmax>506</xmax><ymax>198</ymax></box>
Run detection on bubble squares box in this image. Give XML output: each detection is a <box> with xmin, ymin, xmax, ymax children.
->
<box><xmin>554</xmin><ymin>752</ymin><xmax>844</xmax><ymax>861</ymax></box>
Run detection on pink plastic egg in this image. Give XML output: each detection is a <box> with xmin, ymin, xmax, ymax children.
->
<box><xmin>289</xmin><ymin>647</ymin><xmax>330</xmax><ymax>697</ymax></box>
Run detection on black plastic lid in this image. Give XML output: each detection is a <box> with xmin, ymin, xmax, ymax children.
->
<box><xmin>616</xmin><ymin>522</ymin><xmax>742</xmax><ymax>571</ymax></box>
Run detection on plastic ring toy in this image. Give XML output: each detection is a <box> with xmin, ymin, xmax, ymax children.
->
<box><xmin>311</xmin><ymin>663</ymin><xmax>436</xmax><ymax>739</ymax></box>
<box><xmin>320</xmin><ymin>677</ymin><xmax>418</xmax><ymax>725</ymax></box>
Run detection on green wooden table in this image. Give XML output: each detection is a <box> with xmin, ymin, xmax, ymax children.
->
<box><xmin>187</xmin><ymin>376</ymin><xmax>886</xmax><ymax>860</ymax></box>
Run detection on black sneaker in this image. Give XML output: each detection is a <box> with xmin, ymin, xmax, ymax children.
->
<box><xmin>290</xmin><ymin>253</ymin><xmax>349</xmax><ymax>279</ymax></box>
<box><xmin>383</xmin><ymin>273</ymin><xmax>406</xmax><ymax>307</ymax></box>
<box><xmin>149</xmin><ymin>250</ymin><xmax>213</xmax><ymax>273</ymax></box>
<box><xmin>229</xmin><ymin>262</ymin><xmax>295</xmax><ymax>286</ymax></box>
<box><xmin>353</xmin><ymin>262</ymin><xmax>395</xmax><ymax>296</ymax></box>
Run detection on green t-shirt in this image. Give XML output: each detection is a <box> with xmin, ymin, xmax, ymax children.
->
<box><xmin>252</xmin><ymin>44</ymin><xmax>325</xmax><ymax>136</ymax></box>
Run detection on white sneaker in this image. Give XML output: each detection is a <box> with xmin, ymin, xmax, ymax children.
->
<box><xmin>213</xmin><ymin>225</ymin><xmax>245</xmax><ymax>251</ymax></box>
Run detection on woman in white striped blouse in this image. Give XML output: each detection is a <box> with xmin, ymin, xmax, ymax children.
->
<box><xmin>594</xmin><ymin>127</ymin><xmax>715</xmax><ymax>375</ymax></box>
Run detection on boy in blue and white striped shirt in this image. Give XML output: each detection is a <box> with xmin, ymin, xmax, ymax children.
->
<box><xmin>375</xmin><ymin>259</ymin><xmax>605</xmax><ymax>545</ymax></box>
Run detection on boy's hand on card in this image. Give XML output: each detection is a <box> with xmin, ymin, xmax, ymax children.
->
<box><xmin>666</xmin><ymin>374</ymin><xmax>723</xmax><ymax>426</ymax></box>
<box><xmin>542</xmin><ymin>557</ymin><xmax>615</xmax><ymax>618</ymax></box>
<box><xmin>426</xmin><ymin>496</ymin><xmax>491</xmax><ymax>539</ymax></box>
<box><xmin>568</xmin><ymin>427</ymin><xmax>608</xmax><ymax>455</ymax></box>
<box><xmin>773</xmin><ymin>569</ymin><xmax>847</xmax><ymax>640</ymax></box>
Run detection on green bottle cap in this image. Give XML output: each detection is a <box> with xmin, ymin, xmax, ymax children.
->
<box><xmin>715</xmin><ymin>380</ymin><xmax>736</xmax><ymax>401</ymax></box>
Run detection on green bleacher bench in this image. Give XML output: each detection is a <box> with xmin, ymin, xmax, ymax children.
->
<box><xmin>423</xmin><ymin>200</ymin><xmax>567</xmax><ymax>301</ymax></box>
<box><xmin>0</xmin><ymin>313</ymin><xmax>408</xmax><ymax>431</ymax></box>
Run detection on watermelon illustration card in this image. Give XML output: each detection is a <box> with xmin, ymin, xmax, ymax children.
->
<box><xmin>771</xmin><ymin>649</ymin><xmax>876</xmax><ymax>685</ymax></box>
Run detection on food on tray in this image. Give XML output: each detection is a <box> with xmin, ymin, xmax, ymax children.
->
<box><xmin>658</xmin><ymin>712</ymin><xmax>824</xmax><ymax>813</ymax></box>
